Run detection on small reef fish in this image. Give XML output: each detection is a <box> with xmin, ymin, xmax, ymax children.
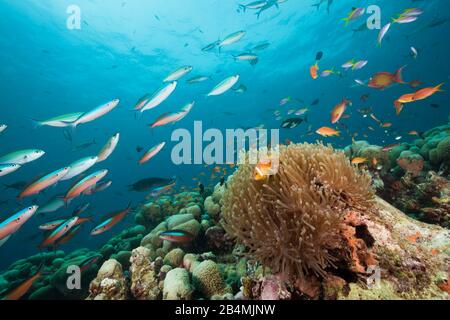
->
<box><xmin>0</xmin><ymin>124</ymin><xmax>7</xmax><ymax>134</ymax></box>
<box><xmin>410</xmin><ymin>46</ymin><xmax>418</xmax><ymax>59</ymax></box>
<box><xmin>79</xmin><ymin>255</ymin><xmax>102</xmax><ymax>273</ymax></box>
<box><xmin>238</xmin><ymin>1</ymin><xmax>268</xmax><ymax>11</ymax></box>
<box><xmin>368</xmin><ymin>67</ymin><xmax>405</xmax><ymax>90</ymax></box>
<box><xmin>382</xmin><ymin>144</ymin><xmax>400</xmax><ymax>152</ymax></box>
<box><xmin>352</xmin><ymin>60</ymin><xmax>368</xmax><ymax>70</ymax></box>
<box><xmin>320</xmin><ymin>69</ymin><xmax>334</xmax><ymax>77</ymax></box>
<box><xmin>65</xmin><ymin>99</ymin><xmax>120</xmax><ymax>128</ymax></box>
<box><xmin>163</xmin><ymin>66</ymin><xmax>193</xmax><ymax>82</ymax></box>
<box><xmin>146</xmin><ymin>182</ymin><xmax>176</xmax><ymax>199</ymax></box>
<box><xmin>39</xmin><ymin>216</ymin><xmax>91</xmax><ymax>231</ymax></box>
<box><xmin>72</xmin><ymin>139</ymin><xmax>96</xmax><ymax>152</ymax></box>
<box><xmin>342</xmin><ymin>7</ymin><xmax>365</xmax><ymax>26</ymax></box>
<box><xmin>351</xmin><ymin>157</ymin><xmax>368</xmax><ymax>165</ymax></box>
<box><xmin>310</xmin><ymin>63</ymin><xmax>319</xmax><ymax>79</ymax></box>
<box><xmin>393</xmin><ymin>15</ymin><xmax>418</xmax><ymax>24</ymax></box>
<box><xmin>401</xmin><ymin>8</ymin><xmax>423</xmax><ymax>17</ymax></box>
<box><xmin>97</xmin><ymin>133</ymin><xmax>120</xmax><ymax>163</ymax></box>
<box><xmin>281</xmin><ymin>117</ymin><xmax>307</xmax><ymax>129</ymax></box>
<box><xmin>233</xmin><ymin>84</ymin><xmax>247</xmax><ymax>93</ymax></box>
<box><xmin>207</xmin><ymin>75</ymin><xmax>240</xmax><ymax>96</ymax></box>
<box><xmin>61</xmin><ymin>156</ymin><xmax>98</xmax><ymax>181</ymax></box>
<box><xmin>254</xmin><ymin>156</ymin><xmax>277</xmax><ymax>181</ymax></box>
<box><xmin>72</xmin><ymin>202</ymin><xmax>90</xmax><ymax>217</ymax></box>
<box><xmin>150</xmin><ymin>101</ymin><xmax>194</xmax><ymax>128</ymax></box>
<box><xmin>0</xmin><ymin>206</ymin><xmax>38</xmax><ymax>248</ymax></box>
<box><xmin>138</xmin><ymin>82</ymin><xmax>177</xmax><ymax>113</ymax></box>
<box><xmin>331</xmin><ymin>98</ymin><xmax>351</xmax><ymax>124</ymax></box>
<box><xmin>233</xmin><ymin>53</ymin><xmax>259</xmax><ymax>65</ymax></box>
<box><xmin>252</xmin><ymin>42</ymin><xmax>270</xmax><ymax>51</ymax></box>
<box><xmin>1</xmin><ymin>267</ymin><xmax>42</xmax><ymax>300</ymax></box>
<box><xmin>0</xmin><ymin>149</ymin><xmax>45</xmax><ymax>165</ymax></box>
<box><xmin>0</xmin><ymin>163</ymin><xmax>21</xmax><ymax>177</ymax></box>
<box><xmin>37</xmin><ymin>196</ymin><xmax>65</xmax><ymax>215</ymax></box>
<box><xmin>129</xmin><ymin>177</ymin><xmax>176</xmax><ymax>192</ymax></box>
<box><xmin>40</xmin><ymin>216</ymin><xmax>79</xmax><ymax>248</ymax></box>
<box><xmin>201</xmin><ymin>41</ymin><xmax>219</xmax><ymax>52</ymax></box>
<box><xmin>2</xmin><ymin>181</ymin><xmax>27</xmax><ymax>191</ymax></box>
<box><xmin>186</xmin><ymin>75</ymin><xmax>210</xmax><ymax>84</ymax></box>
<box><xmin>83</xmin><ymin>180</ymin><xmax>112</xmax><ymax>195</ymax></box>
<box><xmin>32</xmin><ymin>112</ymin><xmax>83</xmax><ymax>128</ymax></box>
<box><xmin>377</xmin><ymin>23</ymin><xmax>391</xmax><ymax>47</ymax></box>
<box><xmin>412</xmin><ymin>83</ymin><xmax>444</xmax><ymax>101</ymax></box>
<box><xmin>316</xmin><ymin>126</ymin><xmax>340</xmax><ymax>137</ymax></box>
<box><xmin>56</xmin><ymin>225</ymin><xmax>83</xmax><ymax>246</ymax></box>
<box><xmin>19</xmin><ymin>167</ymin><xmax>70</xmax><ymax>199</ymax></box>
<box><xmin>91</xmin><ymin>203</ymin><xmax>132</xmax><ymax>235</ymax></box>
<box><xmin>159</xmin><ymin>230</ymin><xmax>194</xmax><ymax>243</ymax></box>
<box><xmin>218</xmin><ymin>31</ymin><xmax>246</xmax><ymax>49</ymax></box>
<box><xmin>64</xmin><ymin>169</ymin><xmax>108</xmax><ymax>203</ymax></box>
<box><xmin>139</xmin><ymin>142</ymin><xmax>166</xmax><ymax>165</ymax></box>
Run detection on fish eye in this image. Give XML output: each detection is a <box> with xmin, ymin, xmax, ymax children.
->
<box><xmin>28</xmin><ymin>207</ymin><xmax>32</xmax><ymax>210</ymax></box>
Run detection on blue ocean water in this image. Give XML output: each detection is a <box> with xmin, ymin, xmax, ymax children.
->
<box><xmin>0</xmin><ymin>0</ymin><xmax>449</xmax><ymax>271</ymax></box>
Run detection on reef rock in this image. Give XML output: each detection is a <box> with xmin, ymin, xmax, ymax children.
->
<box><xmin>163</xmin><ymin>268</ymin><xmax>194</xmax><ymax>300</ymax></box>
<box><xmin>129</xmin><ymin>247</ymin><xmax>161</xmax><ymax>300</ymax></box>
<box><xmin>87</xmin><ymin>259</ymin><xmax>127</xmax><ymax>300</ymax></box>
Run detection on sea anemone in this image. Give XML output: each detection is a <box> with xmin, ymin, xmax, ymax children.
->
<box><xmin>221</xmin><ymin>143</ymin><xmax>374</xmax><ymax>281</ymax></box>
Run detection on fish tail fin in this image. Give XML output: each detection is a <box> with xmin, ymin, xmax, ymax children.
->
<box><xmin>342</xmin><ymin>18</ymin><xmax>349</xmax><ymax>27</ymax></box>
<box><xmin>238</xmin><ymin>4</ymin><xmax>246</xmax><ymax>12</ymax></box>
<box><xmin>29</xmin><ymin>118</ymin><xmax>43</xmax><ymax>129</ymax></box>
<box><xmin>435</xmin><ymin>83</ymin><xmax>445</xmax><ymax>92</ymax></box>
<box><xmin>394</xmin><ymin>66</ymin><xmax>406</xmax><ymax>83</ymax></box>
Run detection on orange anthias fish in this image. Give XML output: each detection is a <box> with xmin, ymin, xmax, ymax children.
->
<box><xmin>394</xmin><ymin>100</ymin><xmax>404</xmax><ymax>115</ymax></box>
<box><xmin>351</xmin><ymin>157</ymin><xmax>367</xmax><ymax>165</ymax></box>
<box><xmin>331</xmin><ymin>99</ymin><xmax>351</xmax><ymax>124</ymax></box>
<box><xmin>91</xmin><ymin>203</ymin><xmax>132</xmax><ymax>236</ymax></box>
<box><xmin>368</xmin><ymin>67</ymin><xmax>405</xmax><ymax>90</ymax></box>
<box><xmin>310</xmin><ymin>63</ymin><xmax>319</xmax><ymax>80</ymax></box>
<box><xmin>412</xmin><ymin>83</ymin><xmax>444</xmax><ymax>101</ymax></box>
<box><xmin>254</xmin><ymin>156</ymin><xmax>278</xmax><ymax>181</ymax></box>
<box><xmin>316</xmin><ymin>126</ymin><xmax>340</xmax><ymax>137</ymax></box>
<box><xmin>381</xmin><ymin>122</ymin><xmax>392</xmax><ymax>128</ymax></box>
<box><xmin>408</xmin><ymin>131</ymin><xmax>419</xmax><ymax>136</ymax></box>
<box><xmin>2</xmin><ymin>267</ymin><xmax>42</xmax><ymax>300</ymax></box>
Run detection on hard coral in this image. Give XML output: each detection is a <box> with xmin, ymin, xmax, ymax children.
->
<box><xmin>221</xmin><ymin>143</ymin><xmax>375</xmax><ymax>281</ymax></box>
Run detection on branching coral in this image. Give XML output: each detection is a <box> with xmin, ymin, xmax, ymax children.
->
<box><xmin>221</xmin><ymin>143</ymin><xmax>375</xmax><ymax>281</ymax></box>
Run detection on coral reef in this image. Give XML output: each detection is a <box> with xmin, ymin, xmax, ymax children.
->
<box><xmin>87</xmin><ymin>259</ymin><xmax>128</xmax><ymax>300</ymax></box>
<box><xmin>345</xmin><ymin>120</ymin><xmax>450</xmax><ymax>228</ymax></box>
<box><xmin>1</xmin><ymin>123</ymin><xmax>448</xmax><ymax>301</ymax></box>
<box><xmin>129</xmin><ymin>247</ymin><xmax>161</xmax><ymax>300</ymax></box>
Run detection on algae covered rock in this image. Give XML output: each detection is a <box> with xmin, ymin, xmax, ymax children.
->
<box><xmin>163</xmin><ymin>248</ymin><xmax>185</xmax><ymax>268</ymax></box>
<box><xmin>129</xmin><ymin>247</ymin><xmax>161</xmax><ymax>300</ymax></box>
<box><xmin>87</xmin><ymin>259</ymin><xmax>127</xmax><ymax>300</ymax></box>
<box><xmin>163</xmin><ymin>268</ymin><xmax>194</xmax><ymax>300</ymax></box>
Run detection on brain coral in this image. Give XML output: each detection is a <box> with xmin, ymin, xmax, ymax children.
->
<box><xmin>221</xmin><ymin>143</ymin><xmax>374</xmax><ymax>281</ymax></box>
